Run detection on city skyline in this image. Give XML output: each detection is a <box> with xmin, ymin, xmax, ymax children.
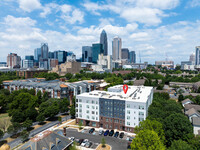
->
<box><xmin>0</xmin><ymin>0</ymin><xmax>200</xmax><ymax>64</ymax></box>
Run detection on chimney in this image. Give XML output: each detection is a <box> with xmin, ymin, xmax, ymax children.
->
<box><xmin>63</xmin><ymin>127</ymin><xmax>66</xmax><ymax>136</ymax></box>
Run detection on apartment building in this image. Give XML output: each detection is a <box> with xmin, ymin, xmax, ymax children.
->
<box><xmin>76</xmin><ymin>85</ymin><xmax>153</xmax><ymax>132</ymax></box>
<box><xmin>3</xmin><ymin>79</ymin><xmax>96</xmax><ymax>105</ymax></box>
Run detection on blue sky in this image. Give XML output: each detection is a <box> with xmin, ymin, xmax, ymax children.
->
<box><xmin>0</xmin><ymin>0</ymin><xmax>200</xmax><ymax>64</ymax></box>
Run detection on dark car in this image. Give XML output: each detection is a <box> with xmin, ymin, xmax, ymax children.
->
<box><xmin>109</xmin><ymin>130</ymin><xmax>114</xmax><ymax>136</ymax></box>
<box><xmin>104</xmin><ymin>130</ymin><xmax>109</xmax><ymax>136</ymax></box>
<box><xmin>127</xmin><ymin>142</ymin><xmax>131</xmax><ymax>149</ymax></box>
<box><xmin>119</xmin><ymin>132</ymin><xmax>124</xmax><ymax>139</ymax></box>
<box><xmin>114</xmin><ymin>131</ymin><xmax>119</xmax><ymax>138</ymax></box>
<box><xmin>89</xmin><ymin>128</ymin><xmax>95</xmax><ymax>134</ymax></box>
<box><xmin>77</xmin><ymin>139</ymin><xmax>84</xmax><ymax>145</ymax></box>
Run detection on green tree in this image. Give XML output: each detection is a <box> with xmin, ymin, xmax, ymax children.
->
<box><xmin>36</xmin><ymin>113</ymin><xmax>45</xmax><ymax>124</ymax></box>
<box><xmin>7</xmin><ymin>122</ymin><xmax>21</xmax><ymax>135</ymax></box>
<box><xmin>69</xmin><ymin>142</ymin><xmax>78</xmax><ymax>150</ymax></box>
<box><xmin>131</xmin><ymin>130</ymin><xmax>165</xmax><ymax>150</ymax></box>
<box><xmin>36</xmin><ymin>91</ymin><xmax>42</xmax><ymax>105</ymax></box>
<box><xmin>58</xmin><ymin>116</ymin><xmax>62</xmax><ymax>124</ymax></box>
<box><xmin>178</xmin><ymin>94</ymin><xmax>184</xmax><ymax>102</ymax></box>
<box><xmin>65</xmin><ymin>73</ymin><xmax>73</xmax><ymax>80</ymax></box>
<box><xmin>59</xmin><ymin>98</ymin><xmax>70</xmax><ymax>113</ymax></box>
<box><xmin>164</xmin><ymin>113</ymin><xmax>193</xmax><ymax>147</ymax></box>
<box><xmin>11</xmin><ymin>110</ymin><xmax>25</xmax><ymax>123</ymax></box>
<box><xmin>20</xmin><ymin>130</ymin><xmax>30</xmax><ymax>142</ymax></box>
<box><xmin>0</xmin><ymin>129</ymin><xmax>4</xmax><ymax>139</ymax></box>
<box><xmin>169</xmin><ymin>140</ymin><xmax>193</xmax><ymax>150</ymax></box>
<box><xmin>78</xmin><ymin>121</ymin><xmax>83</xmax><ymax>130</ymax></box>
<box><xmin>70</xmin><ymin>105</ymin><xmax>75</xmax><ymax>118</ymax></box>
<box><xmin>135</xmin><ymin>119</ymin><xmax>165</xmax><ymax>143</ymax></box>
<box><xmin>23</xmin><ymin>119</ymin><xmax>33</xmax><ymax>130</ymax></box>
<box><xmin>101</xmin><ymin>137</ymin><xmax>106</xmax><ymax>148</ymax></box>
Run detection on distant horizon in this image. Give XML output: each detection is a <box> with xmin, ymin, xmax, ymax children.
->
<box><xmin>0</xmin><ymin>0</ymin><xmax>200</xmax><ymax>64</ymax></box>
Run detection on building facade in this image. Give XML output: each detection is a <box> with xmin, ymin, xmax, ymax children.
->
<box><xmin>82</xmin><ymin>46</ymin><xmax>92</xmax><ymax>62</ymax></box>
<box><xmin>100</xmin><ymin>30</ymin><xmax>108</xmax><ymax>56</ymax></box>
<box><xmin>92</xmin><ymin>44</ymin><xmax>103</xmax><ymax>63</ymax></box>
<box><xmin>34</xmin><ymin>48</ymin><xmax>41</xmax><ymax>62</ymax></box>
<box><xmin>58</xmin><ymin>51</ymin><xmax>67</xmax><ymax>64</ymax></box>
<box><xmin>129</xmin><ymin>51</ymin><xmax>136</xmax><ymax>63</ymax></box>
<box><xmin>121</xmin><ymin>48</ymin><xmax>129</xmax><ymax>60</ymax></box>
<box><xmin>0</xmin><ymin>62</ymin><xmax>7</xmax><ymax>67</ymax></box>
<box><xmin>112</xmin><ymin>36</ymin><xmax>122</xmax><ymax>61</ymax></box>
<box><xmin>7</xmin><ymin>53</ymin><xmax>21</xmax><ymax>68</ymax></box>
<box><xmin>76</xmin><ymin>85</ymin><xmax>153</xmax><ymax>132</ymax></box>
<box><xmin>22</xmin><ymin>59</ymin><xmax>34</xmax><ymax>68</ymax></box>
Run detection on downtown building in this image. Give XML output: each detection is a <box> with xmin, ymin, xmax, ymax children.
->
<box><xmin>76</xmin><ymin>85</ymin><xmax>153</xmax><ymax>132</ymax></box>
<box><xmin>7</xmin><ymin>53</ymin><xmax>21</xmax><ymax>68</ymax></box>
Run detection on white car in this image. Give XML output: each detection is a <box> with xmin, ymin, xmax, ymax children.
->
<box><xmin>81</xmin><ymin>139</ymin><xmax>89</xmax><ymax>147</ymax></box>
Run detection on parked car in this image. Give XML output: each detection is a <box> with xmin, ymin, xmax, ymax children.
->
<box><xmin>69</xmin><ymin>137</ymin><xmax>75</xmax><ymax>141</ymax></box>
<box><xmin>127</xmin><ymin>142</ymin><xmax>131</xmax><ymax>149</ymax></box>
<box><xmin>99</xmin><ymin>129</ymin><xmax>104</xmax><ymax>135</ymax></box>
<box><xmin>89</xmin><ymin>128</ymin><xmax>95</xmax><ymax>134</ymax></box>
<box><xmin>119</xmin><ymin>132</ymin><xmax>124</xmax><ymax>138</ymax></box>
<box><xmin>114</xmin><ymin>131</ymin><xmax>119</xmax><ymax>138</ymax></box>
<box><xmin>85</xmin><ymin>141</ymin><xmax>92</xmax><ymax>148</ymax></box>
<box><xmin>104</xmin><ymin>130</ymin><xmax>109</xmax><ymax>136</ymax></box>
<box><xmin>81</xmin><ymin>139</ymin><xmax>89</xmax><ymax>147</ymax></box>
<box><xmin>77</xmin><ymin>139</ymin><xmax>84</xmax><ymax>146</ymax></box>
<box><xmin>109</xmin><ymin>130</ymin><xmax>114</xmax><ymax>136</ymax></box>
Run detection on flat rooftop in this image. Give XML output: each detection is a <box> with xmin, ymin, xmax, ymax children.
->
<box><xmin>77</xmin><ymin>85</ymin><xmax>153</xmax><ymax>103</ymax></box>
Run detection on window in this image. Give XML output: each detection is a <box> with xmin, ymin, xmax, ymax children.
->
<box><xmin>92</xmin><ymin>100</ymin><xmax>94</xmax><ymax>104</ymax></box>
<box><xmin>139</xmin><ymin>105</ymin><xmax>144</xmax><ymax>110</ymax></box>
<box><xmin>92</xmin><ymin>106</ymin><xmax>95</xmax><ymax>109</ymax></box>
<box><xmin>79</xmin><ymin>114</ymin><xmax>82</xmax><ymax>117</ymax></box>
<box><xmin>139</xmin><ymin>118</ymin><xmax>144</xmax><ymax>121</ymax></box>
<box><xmin>92</xmin><ymin>111</ymin><xmax>95</xmax><ymax>114</ymax></box>
<box><xmin>114</xmin><ymin>119</ymin><xmax>119</xmax><ymax>123</ymax></box>
<box><xmin>92</xmin><ymin>122</ymin><xmax>96</xmax><ymax>127</ymax></box>
<box><xmin>106</xmin><ymin>118</ymin><xmax>109</xmax><ymax>122</ymax></box>
<box><xmin>79</xmin><ymin>99</ymin><xmax>82</xmax><ymax>102</ymax></box>
<box><xmin>127</xmin><ymin>122</ymin><xmax>130</xmax><ymax>125</ymax></box>
<box><xmin>86</xmin><ymin>100</ymin><xmax>89</xmax><ymax>103</ymax></box>
<box><xmin>96</xmin><ymin>112</ymin><xmax>98</xmax><ymax>115</ymax></box>
<box><xmin>120</xmin><ymin>120</ymin><xmax>122</xmax><ymax>124</ymax></box>
<box><xmin>127</xmin><ymin>104</ymin><xmax>130</xmax><ymax>108</ymax></box>
<box><xmin>79</xmin><ymin>109</ymin><xmax>82</xmax><ymax>112</ymax></box>
<box><xmin>92</xmin><ymin>116</ymin><xmax>95</xmax><ymax>120</ymax></box>
<box><xmin>127</xmin><ymin>116</ymin><xmax>130</xmax><ymax>120</ymax></box>
<box><xmin>87</xmin><ymin>115</ymin><xmax>89</xmax><ymax>119</ymax></box>
<box><xmin>87</xmin><ymin>110</ymin><xmax>89</xmax><ymax>113</ymax></box>
<box><xmin>79</xmin><ymin>104</ymin><xmax>82</xmax><ymax>108</ymax></box>
<box><xmin>96</xmin><ymin>101</ymin><xmax>98</xmax><ymax>104</ymax></box>
<box><xmin>76</xmin><ymin>99</ymin><xmax>78</xmax><ymax>102</ymax></box>
<box><xmin>96</xmin><ymin>117</ymin><xmax>98</xmax><ymax>120</ymax></box>
<box><xmin>139</xmin><ymin>112</ymin><xmax>144</xmax><ymax>116</ymax></box>
<box><xmin>96</xmin><ymin>106</ymin><xmax>98</xmax><ymax>109</ymax></box>
<box><xmin>127</xmin><ymin>110</ymin><xmax>130</xmax><ymax>114</ymax></box>
<box><xmin>87</xmin><ymin>105</ymin><xmax>89</xmax><ymax>108</ymax></box>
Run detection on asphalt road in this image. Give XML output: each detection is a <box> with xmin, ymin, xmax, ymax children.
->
<box><xmin>7</xmin><ymin>115</ymin><xmax>71</xmax><ymax>149</ymax></box>
<box><xmin>65</xmin><ymin>128</ymin><xmax>129</xmax><ymax>150</ymax></box>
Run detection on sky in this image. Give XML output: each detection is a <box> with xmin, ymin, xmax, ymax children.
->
<box><xmin>0</xmin><ymin>0</ymin><xmax>200</xmax><ymax>64</ymax></box>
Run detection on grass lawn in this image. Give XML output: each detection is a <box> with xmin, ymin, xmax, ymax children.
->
<box><xmin>0</xmin><ymin>113</ymin><xmax>11</xmax><ymax>132</ymax></box>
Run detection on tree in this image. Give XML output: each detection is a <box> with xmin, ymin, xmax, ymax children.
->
<box><xmin>20</xmin><ymin>130</ymin><xmax>30</xmax><ymax>142</ymax></box>
<box><xmin>69</xmin><ymin>142</ymin><xmax>78</xmax><ymax>150</ymax></box>
<box><xmin>0</xmin><ymin>117</ymin><xmax>11</xmax><ymax>132</ymax></box>
<box><xmin>131</xmin><ymin>130</ymin><xmax>165</xmax><ymax>150</ymax></box>
<box><xmin>58</xmin><ymin>116</ymin><xmax>62</xmax><ymax>124</ymax></box>
<box><xmin>101</xmin><ymin>137</ymin><xmax>106</xmax><ymax>148</ymax></box>
<box><xmin>178</xmin><ymin>94</ymin><xmax>184</xmax><ymax>102</ymax></box>
<box><xmin>135</xmin><ymin>119</ymin><xmax>165</xmax><ymax>143</ymax></box>
<box><xmin>78</xmin><ymin>121</ymin><xmax>83</xmax><ymax>130</ymax></box>
<box><xmin>11</xmin><ymin>110</ymin><xmax>25</xmax><ymax>123</ymax></box>
<box><xmin>0</xmin><ymin>129</ymin><xmax>4</xmax><ymax>139</ymax></box>
<box><xmin>59</xmin><ymin>98</ymin><xmax>70</xmax><ymax>113</ymax></box>
<box><xmin>36</xmin><ymin>91</ymin><xmax>42</xmax><ymax>105</ymax></box>
<box><xmin>70</xmin><ymin>105</ymin><xmax>75</xmax><ymax>118</ymax></box>
<box><xmin>36</xmin><ymin>113</ymin><xmax>45</xmax><ymax>124</ymax></box>
<box><xmin>22</xmin><ymin>119</ymin><xmax>33</xmax><ymax>130</ymax></box>
<box><xmin>169</xmin><ymin>140</ymin><xmax>193</xmax><ymax>150</ymax></box>
<box><xmin>7</xmin><ymin>122</ymin><xmax>21</xmax><ymax>135</ymax></box>
<box><xmin>65</xmin><ymin>73</ymin><xmax>73</xmax><ymax>80</ymax></box>
<box><xmin>164</xmin><ymin>113</ymin><xmax>193</xmax><ymax>147</ymax></box>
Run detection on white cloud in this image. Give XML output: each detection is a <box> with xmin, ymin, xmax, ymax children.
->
<box><xmin>18</xmin><ymin>0</ymin><xmax>41</xmax><ymax>12</ymax></box>
<box><xmin>187</xmin><ymin>0</ymin><xmax>200</xmax><ymax>8</ymax></box>
<box><xmin>61</xmin><ymin>9</ymin><xmax>84</xmax><ymax>24</ymax></box>
<box><xmin>82</xmin><ymin>1</ymin><xmax>104</xmax><ymax>15</ymax></box>
<box><xmin>130</xmin><ymin>32</ymin><xmax>149</xmax><ymax>41</ymax></box>
<box><xmin>60</xmin><ymin>4</ymin><xmax>72</xmax><ymax>13</ymax></box>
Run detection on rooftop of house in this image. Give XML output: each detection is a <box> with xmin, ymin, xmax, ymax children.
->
<box><xmin>77</xmin><ymin>85</ymin><xmax>153</xmax><ymax>103</ymax></box>
<box><xmin>192</xmin><ymin>117</ymin><xmax>200</xmax><ymax>126</ymax></box>
<box><xmin>184</xmin><ymin>104</ymin><xmax>200</xmax><ymax>111</ymax></box>
<box><xmin>18</xmin><ymin>130</ymin><xmax>72</xmax><ymax>150</ymax></box>
<box><xmin>185</xmin><ymin>108</ymin><xmax>200</xmax><ymax>117</ymax></box>
<box><xmin>182</xmin><ymin>98</ymin><xmax>193</xmax><ymax>105</ymax></box>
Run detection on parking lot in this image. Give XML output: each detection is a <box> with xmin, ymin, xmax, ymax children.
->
<box><xmin>65</xmin><ymin>128</ymin><xmax>130</xmax><ymax>150</ymax></box>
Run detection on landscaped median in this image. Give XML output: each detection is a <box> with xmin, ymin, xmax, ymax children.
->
<box><xmin>96</xmin><ymin>144</ymin><xmax>111</xmax><ymax>150</ymax></box>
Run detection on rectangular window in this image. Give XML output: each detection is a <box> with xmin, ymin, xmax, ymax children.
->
<box><xmin>96</xmin><ymin>112</ymin><xmax>98</xmax><ymax>115</ymax></box>
<box><xmin>92</xmin><ymin>116</ymin><xmax>95</xmax><ymax>120</ymax></box>
<box><xmin>92</xmin><ymin>106</ymin><xmax>95</xmax><ymax>109</ymax></box>
<box><xmin>96</xmin><ymin>117</ymin><xmax>98</xmax><ymax>120</ymax></box>
<box><xmin>87</xmin><ymin>105</ymin><xmax>89</xmax><ymax>108</ymax></box>
<box><xmin>79</xmin><ymin>104</ymin><xmax>82</xmax><ymax>108</ymax></box>
<box><xmin>114</xmin><ymin>119</ymin><xmax>119</xmax><ymax>123</ymax></box>
<box><xmin>96</xmin><ymin>101</ymin><xmax>98</xmax><ymax>104</ymax></box>
<box><xmin>87</xmin><ymin>115</ymin><xmax>89</xmax><ymax>119</ymax></box>
<box><xmin>79</xmin><ymin>99</ymin><xmax>82</xmax><ymax>102</ymax></box>
<box><xmin>87</xmin><ymin>110</ymin><xmax>89</xmax><ymax>113</ymax></box>
<box><xmin>92</xmin><ymin>100</ymin><xmax>94</xmax><ymax>104</ymax></box>
<box><xmin>92</xmin><ymin>111</ymin><xmax>95</xmax><ymax>114</ymax></box>
<box><xmin>106</xmin><ymin>118</ymin><xmax>109</xmax><ymax>122</ymax></box>
<box><xmin>96</xmin><ymin>106</ymin><xmax>98</xmax><ymax>109</ymax></box>
<box><xmin>79</xmin><ymin>109</ymin><xmax>82</xmax><ymax>112</ymax></box>
<box><xmin>139</xmin><ymin>112</ymin><xmax>144</xmax><ymax>116</ymax></box>
<box><xmin>79</xmin><ymin>114</ymin><xmax>82</xmax><ymax>117</ymax></box>
<box><xmin>127</xmin><ymin>110</ymin><xmax>130</xmax><ymax>114</ymax></box>
<box><xmin>139</xmin><ymin>105</ymin><xmax>144</xmax><ymax>110</ymax></box>
<box><xmin>86</xmin><ymin>100</ymin><xmax>89</xmax><ymax>103</ymax></box>
<box><xmin>92</xmin><ymin>122</ymin><xmax>96</xmax><ymax>127</ymax></box>
<box><xmin>127</xmin><ymin>116</ymin><xmax>130</xmax><ymax>120</ymax></box>
<box><xmin>127</xmin><ymin>104</ymin><xmax>130</xmax><ymax>108</ymax></box>
<box><xmin>127</xmin><ymin>122</ymin><xmax>130</xmax><ymax>125</ymax></box>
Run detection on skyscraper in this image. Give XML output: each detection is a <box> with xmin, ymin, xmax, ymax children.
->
<box><xmin>82</xmin><ymin>46</ymin><xmax>92</xmax><ymax>62</ymax></box>
<box><xmin>58</xmin><ymin>51</ymin><xmax>67</xmax><ymax>64</ymax></box>
<box><xmin>34</xmin><ymin>48</ymin><xmax>41</xmax><ymax>62</ymax></box>
<box><xmin>39</xmin><ymin>43</ymin><xmax>49</xmax><ymax>69</ymax></box>
<box><xmin>129</xmin><ymin>51</ymin><xmax>136</xmax><ymax>63</ymax></box>
<box><xmin>7</xmin><ymin>53</ymin><xmax>21</xmax><ymax>68</ymax></box>
<box><xmin>190</xmin><ymin>53</ymin><xmax>195</xmax><ymax>64</ymax></box>
<box><xmin>92</xmin><ymin>43</ymin><xmax>103</xmax><ymax>63</ymax></box>
<box><xmin>112</xmin><ymin>36</ymin><xmax>122</xmax><ymax>61</ymax></box>
<box><xmin>121</xmin><ymin>48</ymin><xmax>129</xmax><ymax>60</ymax></box>
<box><xmin>100</xmin><ymin>30</ymin><xmax>108</xmax><ymax>56</ymax></box>
<box><xmin>195</xmin><ymin>46</ymin><xmax>200</xmax><ymax>65</ymax></box>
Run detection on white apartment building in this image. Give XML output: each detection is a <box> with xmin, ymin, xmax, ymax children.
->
<box><xmin>76</xmin><ymin>85</ymin><xmax>153</xmax><ymax>132</ymax></box>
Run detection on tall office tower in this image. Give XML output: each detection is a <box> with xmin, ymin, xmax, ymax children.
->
<box><xmin>82</xmin><ymin>46</ymin><xmax>92</xmax><ymax>62</ymax></box>
<box><xmin>25</xmin><ymin>55</ymin><xmax>34</xmax><ymax>61</ymax></box>
<box><xmin>34</xmin><ymin>48</ymin><xmax>41</xmax><ymax>62</ymax></box>
<box><xmin>129</xmin><ymin>51</ymin><xmax>136</xmax><ymax>63</ymax></box>
<box><xmin>112</xmin><ymin>36</ymin><xmax>122</xmax><ymax>61</ymax></box>
<box><xmin>100</xmin><ymin>30</ymin><xmax>108</xmax><ymax>56</ymax></box>
<box><xmin>195</xmin><ymin>46</ymin><xmax>200</xmax><ymax>65</ymax></box>
<box><xmin>121</xmin><ymin>48</ymin><xmax>129</xmax><ymax>60</ymax></box>
<box><xmin>41</xmin><ymin>43</ymin><xmax>49</xmax><ymax>59</ymax></box>
<box><xmin>190</xmin><ymin>53</ymin><xmax>195</xmax><ymax>64</ymax></box>
<box><xmin>7</xmin><ymin>53</ymin><xmax>21</xmax><ymax>68</ymax></box>
<box><xmin>48</xmin><ymin>52</ymin><xmax>55</xmax><ymax>59</ymax></box>
<box><xmin>58</xmin><ymin>51</ymin><xmax>67</xmax><ymax>64</ymax></box>
<box><xmin>92</xmin><ymin>43</ymin><xmax>103</xmax><ymax>63</ymax></box>
<box><xmin>22</xmin><ymin>55</ymin><xmax>34</xmax><ymax>68</ymax></box>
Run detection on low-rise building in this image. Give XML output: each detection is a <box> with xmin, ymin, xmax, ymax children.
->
<box><xmin>182</xmin><ymin>99</ymin><xmax>193</xmax><ymax>107</ymax></box>
<box><xmin>185</xmin><ymin>108</ymin><xmax>200</xmax><ymax>122</ymax></box>
<box><xmin>155</xmin><ymin>60</ymin><xmax>174</xmax><ymax>69</ymax></box>
<box><xmin>76</xmin><ymin>85</ymin><xmax>153</xmax><ymax>132</ymax></box>
<box><xmin>3</xmin><ymin>78</ymin><xmax>96</xmax><ymax>105</ymax></box>
<box><xmin>16</xmin><ymin>69</ymin><xmax>48</xmax><ymax>79</ymax></box>
<box><xmin>192</xmin><ymin>117</ymin><xmax>200</xmax><ymax>135</ymax></box>
<box><xmin>50</xmin><ymin>61</ymin><xmax>81</xmax><ymax>76</ymax></box>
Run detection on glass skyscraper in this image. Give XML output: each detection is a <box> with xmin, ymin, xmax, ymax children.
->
<box><xmin>82</xmin><ymin>46</ymin><xmax>92</xmax><ymax>62</ymax></box>
<box><xmin>195</xmin><ymin>46</ymin><xmax>200</xmax><ymax>65</ymax></box>
<box><xmin>129</xmin><ymin>51</ymin><xmax>136</xmax><ymax>63</ymax></box>
<box><xmin>41</xmin><ymin>43</ymin><xmax>49</xmax><ymax>59</ymax></box>
<box><xmin>34</xmin><ymin>48</ymin><xmax>41</xmax><ymax>62</ymax></box>
<box><xmin>100</xmin><ymin>30</ymin><xmax>108</xmax><ymax>56</ymax></box>
<box><xmin>112</xmin><ymin>36</ymin><xmax>122</xmax><ymax>61</ymax></box>
<box><xmin>58</xmin><ymin>51</ymin><xmax>67</xmax><ymax>64</ymax></box>
<box><xmin>92</xmin><ymin>43</ymin><xmax>103</xmax><ymax>63</ymax></box>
